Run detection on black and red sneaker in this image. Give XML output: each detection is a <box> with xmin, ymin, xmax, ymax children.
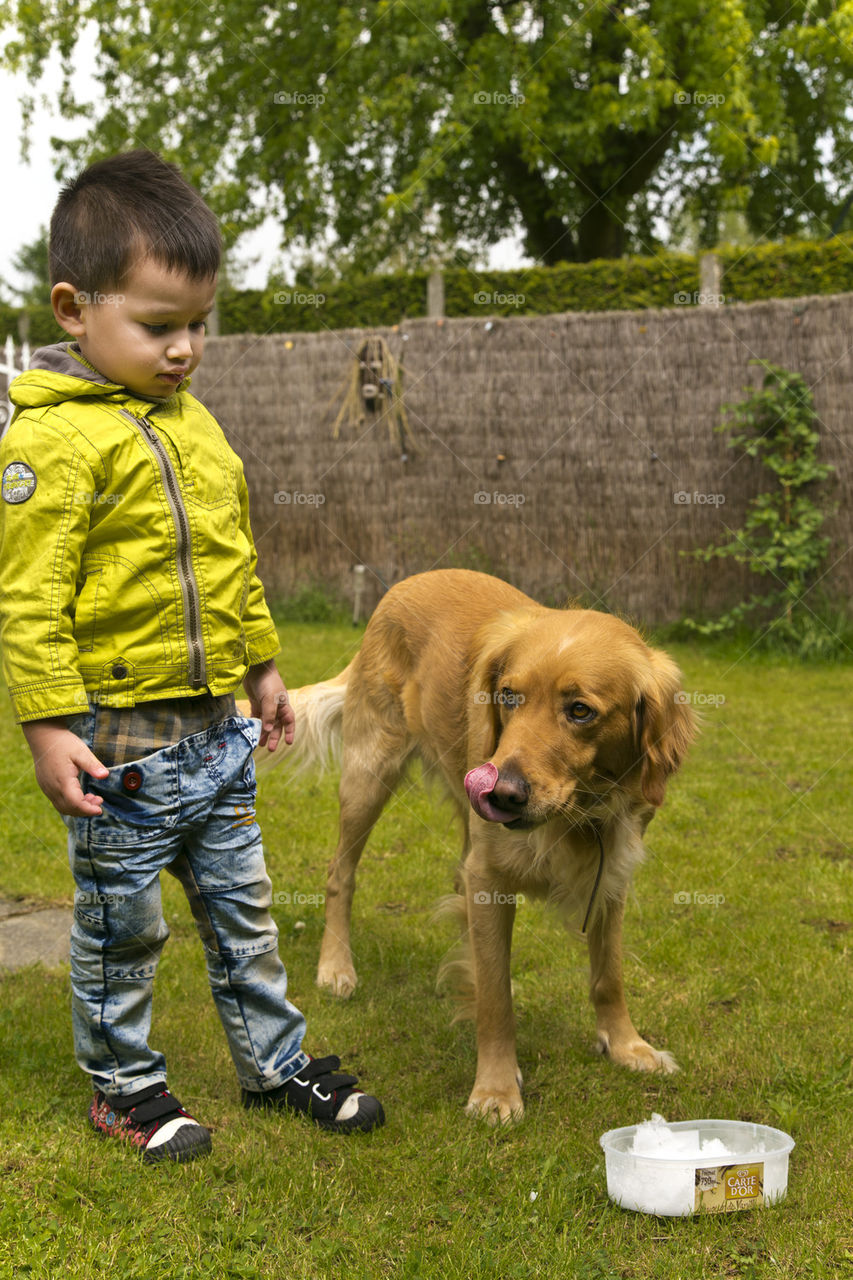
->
<box><xmin>241</xmin><ymin>1055</ymin><xmax>385</xmax><ymax>1133</ymax></box>
<box><xmin>89</xmin><ymin>1085</ymin><xmax>212</xmax><ymax>1164</ymax></box>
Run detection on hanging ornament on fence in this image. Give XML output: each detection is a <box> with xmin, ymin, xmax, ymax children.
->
<box><xmin>330</xmin><ymin>335</ymin><xmax>419</xmax><ymax>453</ymax></box>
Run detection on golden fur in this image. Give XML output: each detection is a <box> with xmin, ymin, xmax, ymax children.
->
<box><xmin>249</xmin><ymin>569</ymin><xmax>696</xmax><ymax>1122</ymax></box>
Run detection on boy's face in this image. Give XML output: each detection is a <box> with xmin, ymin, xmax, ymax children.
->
<box><xmin>52</xmin><ymin>257</ymin><xmax>217</xmax><ymax>400</ymax></box>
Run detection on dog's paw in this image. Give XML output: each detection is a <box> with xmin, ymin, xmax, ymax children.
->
<box><xmin>597</xmin><ymin>1031</ymin><xmax>679</xmax><ymax>1074</ymax></box>
<box><xmin>465</xmin><ymin>1084</ymin><xmax>525</xmax><ymax>1125</ymax></box>
<box><xmin>316</xmin><ymin>962</ymin><xmax>358</xmax><ymax>998</ymax></box>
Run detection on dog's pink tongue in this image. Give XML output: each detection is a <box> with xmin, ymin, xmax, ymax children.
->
<box><xmin>464</xmin><ymin>762</ymin><xmax>518</xmax><ymax>823</ymax></box>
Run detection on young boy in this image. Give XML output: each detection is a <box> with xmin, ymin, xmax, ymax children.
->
<box><xmin>0</xmin><ymin>150</ymin><xmax>384</xmax><ymax>1163</ymax></box>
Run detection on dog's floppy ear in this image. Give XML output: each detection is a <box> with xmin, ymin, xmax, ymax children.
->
<box><xmin>635</xmin><ymin>648</ymin><xmax>696</xmax><ymax>807</ymax></box>
<box><xmin>467</xmin><ymin>610</ymin><xmax>528</xmax><ymax>761</ymax></box>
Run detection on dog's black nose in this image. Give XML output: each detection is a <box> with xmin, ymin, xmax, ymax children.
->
<box><xmin>490</xmin><ymin>772</ymin><xmax>530</xmax><ymax>811</ymax></box>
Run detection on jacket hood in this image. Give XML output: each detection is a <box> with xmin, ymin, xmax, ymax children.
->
<box><xmin>9</xmin><ymin>342</ymin><xmax>190</xmax><ymax>410</ymax></box>
<box><xmin>10</xmin><ymin>343</ymin><xmax>122</xmax><ymax>409</ymax></box>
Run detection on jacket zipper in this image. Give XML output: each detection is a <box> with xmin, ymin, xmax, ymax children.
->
<box><xmin>129</xmin><ymin>412</ymin><xmax>207</xmax><ymax>689</ymax></box>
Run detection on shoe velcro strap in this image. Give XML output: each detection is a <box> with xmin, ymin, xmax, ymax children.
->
<box><xmin>127</xmin><ymin>1090</ymin><xmax>186</xmax><ymax>1124</ymax></box>
<box><xmin>302</xmin><ymin>1056</ymin><xmax>359</xmax><ymax>1092</ymax></box>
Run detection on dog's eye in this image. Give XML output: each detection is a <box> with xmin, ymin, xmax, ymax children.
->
<box><xmin>499</xmin><ymin>687</ymin><xmax>522</xmax><ymax>709</ymax></box>
<box><xmin>567</xmin><ymin>701</ymin><xmax>596</xmax><ymax>723</ymax></box>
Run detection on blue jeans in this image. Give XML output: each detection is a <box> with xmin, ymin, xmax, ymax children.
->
<box><xmin>65</xmin><ymin>713</ymin><xmax>309</xmax><ymax>1100</ymax></box>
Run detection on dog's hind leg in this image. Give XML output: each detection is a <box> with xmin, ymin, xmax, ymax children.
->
<box><xmin>317</xmin><ymin>732</ymin><xmax>411</xmax><ymax>997</ymax></box>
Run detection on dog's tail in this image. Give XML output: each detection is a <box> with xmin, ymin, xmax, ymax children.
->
<box><xmin>240</xmin><ymin>664</ymin><xmax>351</xmax><ymax>779</ymax></box>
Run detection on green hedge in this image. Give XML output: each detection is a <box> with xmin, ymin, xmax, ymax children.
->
<box><xmin>216</xmin><ymin>235</ymin><xmax>853</xmax><ymax>333</ymax></box>
<box><xmin>721</xmin><ymin>236</ymin><xmax>853</xmax><ymax>302</ymax></box>
<box><xmin>0</xmin><ymin>301</ymin><xmax>64</xmax><ymax>348</ymax></box>
<box><xmin>4</xmin><ymin>236</ymin><xmax>853</xmax><ymax>344</ymax></box>
<box><xmin>216</xmin><ymin>252</ymin><xmax>699</xmax><ymax>334</ymax></box>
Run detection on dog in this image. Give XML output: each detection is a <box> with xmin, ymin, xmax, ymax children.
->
<box><xmin>249</xmin><ymin>569</ymin><xmax>695</xmax><ymax>1122</ymax></box>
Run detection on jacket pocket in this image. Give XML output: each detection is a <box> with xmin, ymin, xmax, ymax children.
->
<box><xmin>74</xmin><ymin>569</ymin><xmax>102</xmax><ymax>653</ymax></box>
<box><xmin>179</xmin><ymin>409</ymin><xmax>234</xmax><ymax>508</ymax></box>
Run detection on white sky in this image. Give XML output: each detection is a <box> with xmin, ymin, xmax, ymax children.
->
<box><xmin>0</xmin><ymin>69</ymin><xmax>66</xmax><ymax>296</ymax></box>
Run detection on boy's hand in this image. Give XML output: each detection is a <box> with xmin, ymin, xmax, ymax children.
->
<box><xmin>243</xmin><ymin>659</ymin><xmax>296</xmax><ymax>751</ymax></box>
<box><xmin>21</xmin><ymin>719</ymin><xmax>109</xmax><ymax>817</ymax></box>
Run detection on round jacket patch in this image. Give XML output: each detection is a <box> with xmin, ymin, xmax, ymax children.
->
<box><xmin>2</xmin><ymin>461</ymin><xmax>37</xmax><ymax>504</ymax></box>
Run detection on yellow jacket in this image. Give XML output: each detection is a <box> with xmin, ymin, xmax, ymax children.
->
<box><xmin>0</xmin><ymin>343</ymin><xmax>280</xmax><ymax>722</ymax></box>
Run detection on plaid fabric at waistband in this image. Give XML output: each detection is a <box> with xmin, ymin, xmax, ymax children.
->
<box><xmin>90</xmin><ymin>692</ymin><xmax>240</xmax><ymax>767</ymax></box>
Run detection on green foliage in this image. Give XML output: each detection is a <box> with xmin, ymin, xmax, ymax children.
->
<box><xmin>5</xmin><ymin>2</ymin><xmax>853</xmax><ymax>270</ymax></box>
<box><xmin>271</xmin><ymin>580</ymin><xmax>350</xmax><ymax>625</ymax></box>
<box><xmin>6</xmin><ymin>237</ymin><xmax>853</xmax><ymax>341</ymax></box>
<box><xmin>193</xmin><ymin>233</ymin><xmax>853</xmax><ymax>333</ymax></box>
<box><xmin>0</xmin><ymin>300</ymin><xmax>64</xmax><ymax>346</ymax></box>
<box><xmin>682</xmin><ymin>361</ymin><xmax>838</xmax><ymax>653</ymax></box>
<box><xmin>4</xmin><ymin>226</ymin><xmax>51</xmax><ymax>305</ymax></box>
<box><xmin>722</xmin><ymin>235</ymin><xmax>853</xmax><ymax>302</ymax></box>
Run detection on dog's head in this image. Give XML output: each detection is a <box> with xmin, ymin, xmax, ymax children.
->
<box><xmin>466</xmin><ymin>607</ymin><xmax>695</xmax><ymax>828</ymax></box>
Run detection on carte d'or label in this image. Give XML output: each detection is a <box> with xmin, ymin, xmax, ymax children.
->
<box><xmin>694</xmin><ymin>1162</ymin><xmax>764</xmax><ymax>1213</ymax></box>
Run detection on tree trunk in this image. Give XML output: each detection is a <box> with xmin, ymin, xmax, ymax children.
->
<box><xmin>574</xmin><ymin>203</ymin><xmax>628</xmax><ymax>262</ymax></box>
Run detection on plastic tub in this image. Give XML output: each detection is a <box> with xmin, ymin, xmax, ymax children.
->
<box><xmin>600</xmin><ymin>1118</ymin><xmax>795</xmax><ymax>1216</ymax></box>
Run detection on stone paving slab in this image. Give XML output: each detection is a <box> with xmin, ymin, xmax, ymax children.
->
<box><xmin>0</xmin><ymin>899</ymin><xmax>72</xmax><ymax>972</ymax></box>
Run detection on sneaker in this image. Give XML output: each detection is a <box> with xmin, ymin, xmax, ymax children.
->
<box><xmin>89</xmin><ymin>1085</ymin><xmax>212</xmax><ymax>1164</ymax></box>
<box><xmin>241</xmin><ymin>1054</ymin><xmax>385</xmax><ymax>1133</ymax></box>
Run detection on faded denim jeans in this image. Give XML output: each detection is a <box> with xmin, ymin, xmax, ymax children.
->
<box><xmin>65</xmin><ymin>712</ymin><xmax>309</xmax><ymax>1100</ymax></box>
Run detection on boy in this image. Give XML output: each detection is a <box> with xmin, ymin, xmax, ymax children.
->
<box><xmin>0</xmin><ymin>150</ymin><xmax>384</xmax><ymax>1163</ymax></box>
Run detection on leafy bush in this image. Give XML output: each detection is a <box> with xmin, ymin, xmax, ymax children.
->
<box><xmin>681</xmin><ymin>361</ymin><xmax>842</xmax><ymax>655</ymax></box>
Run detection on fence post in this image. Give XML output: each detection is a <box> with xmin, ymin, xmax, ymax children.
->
<box><xmin>352</xmin><ymin>563</ymin><xmax>367</xmax><ymax>625</ymax></box>
<box><xmin>699</xmin><ymin>252</ymin><xmax>723</xmax><ymax>306</ymax></box>
<box><xmin>427</xmin><ymin>270</ymin><xmax>445</xmax><ymax>319</ymax></box>
<box><xmin>1</xmin><ymin>336</ymin><xmax>29</xmax><ymax>438</ymax></box>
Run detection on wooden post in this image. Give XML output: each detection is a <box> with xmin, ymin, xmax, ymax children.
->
<box><xmin>699</xmin><ymin>253</ymin><xmax>723</xmax><ymax>306</ymax></box>
<box><xmin>352</xmin><ymin>563</ymin><xmax>367</xmax><ymax>625</ymax></box>
<box><xmin>207</xmin><ymin>295</ymin><xmax>221</xmax><ymax>336</ymax></box>
<box><xmin>427</xmin><ymin>270</ymin><xmax>445</xmax><ymax>319</ymax></box>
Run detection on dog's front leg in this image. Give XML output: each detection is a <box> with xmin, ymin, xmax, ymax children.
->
<box><xmin>587</xmin><ymin>887</ymin><xmax>678</xmax><ymax>1074</ymax></box>
<box><xmin>462</xmin><ymin>857</ymin><xmax>524</xmax><ymax>1123</ymax></box>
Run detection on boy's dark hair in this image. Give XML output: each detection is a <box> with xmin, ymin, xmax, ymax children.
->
<box><xmin>49</xmin><ymin>150</ymin><xmax>221</xmax><ymax>292</ymax></box>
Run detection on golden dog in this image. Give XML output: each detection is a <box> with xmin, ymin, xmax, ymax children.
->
<box><xmin>251</xmin><ymin>569</ymin><xmax>695</xmax><ymax>1122</ymax></box>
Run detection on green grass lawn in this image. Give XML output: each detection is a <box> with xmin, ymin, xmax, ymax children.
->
<box><xmin>0</xmin><ymin>623</ymin><xmax>851</xmax><ymax>1279</ymax></box>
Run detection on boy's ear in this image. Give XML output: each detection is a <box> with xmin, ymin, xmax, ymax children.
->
<box><xmin>51</xmin><ymin>282</ymin><xmax>87</xmax><ymax>336</ymax></box>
